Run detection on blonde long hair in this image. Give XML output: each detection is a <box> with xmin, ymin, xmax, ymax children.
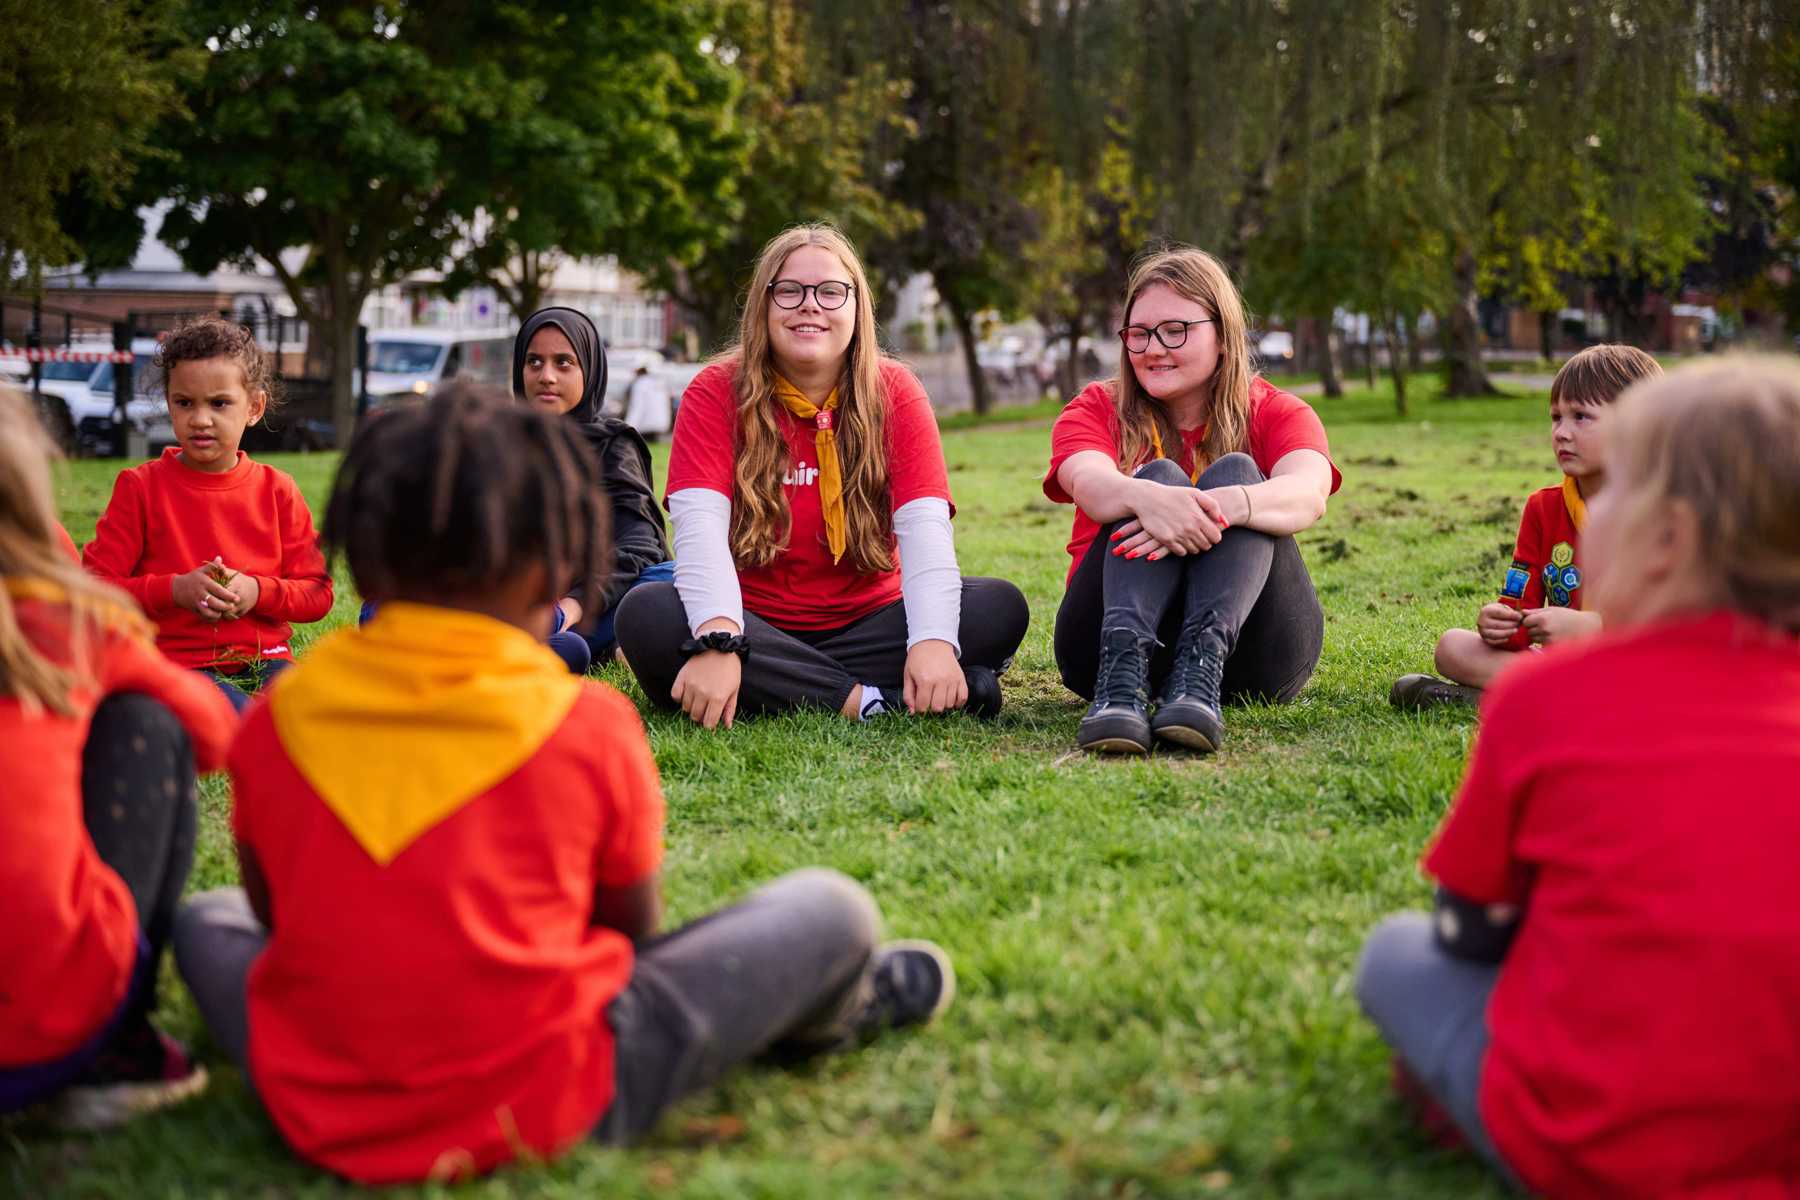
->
<box><xmin>1606</xmin><ymin>356</ymin><xmax>1800</xmax><ymax>632</ymax></box>
<box><xmin>724</xmin><ymin>224</ymin><xmax>894</xmax><ymax>574</ymax></box>
<box><xmin>0</xmin><ymin>388</ymin><xmax>147</xmax><ymax>715</ymax></box>
<box><xmin>1110</xmin><ymin>247</ymin><xmax>1253</xmax><ymax>474</ymax></box>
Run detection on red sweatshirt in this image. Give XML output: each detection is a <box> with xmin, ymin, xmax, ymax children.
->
<box><xmin>83</xmin><ymin>449</ymin><xmax>333</xmax><ymax>670</ymax></box>
<box><xmin>0</xmin><ymin>581</ymin><xmax>236</xmax><ymax>1065</ymax></box>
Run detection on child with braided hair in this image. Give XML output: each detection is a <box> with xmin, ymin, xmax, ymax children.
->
<box><xmin>174</xmin><ymin>384</ymin><xmax>956</xmax><ymax>1183</ymax></box>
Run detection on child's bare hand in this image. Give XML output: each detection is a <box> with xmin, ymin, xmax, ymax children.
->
<box><xmin>174</xmin><ymin>562</ymin><xmax>233</xmax><ymax>620</ymax></box>
<box><xmin>217</xmin><ymin>569</ymin><xmax>260</xmax><ymax>618</ymax></box>
<box><xmin>1476</xmin><ymin>602</ymin><xmax>1523</xmax><ymax>646</ymax></box>
<box><xmin>1522</xmin><ymin>606</ymin><xmax>1600</xmax><ymax>645</ymax></box>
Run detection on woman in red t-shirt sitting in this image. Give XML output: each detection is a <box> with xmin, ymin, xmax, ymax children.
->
<box><xmin>615</xmin><ymin>224</ymin><xmax>1029</xmax><ymax>726</ymax></box>
<box><xmin>1357</xmin><ymin>357</ymin><xmax>1800</xmax><ymax>1197</ymax></box>
<box><xmin>1046</xmin><ymin>248</ymin><xmax>1341</xmax><ymax>755</ymax></box>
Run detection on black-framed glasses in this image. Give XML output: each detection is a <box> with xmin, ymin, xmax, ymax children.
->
<box><xmin>769</xmin><ymin>279</ymin><xmax>855</xmax><ymax>310</ymax></box>
<box><xmin>1118</xmin><ymin>318</ymin><xmax>1215</xmax><ymax>354</ymax></box>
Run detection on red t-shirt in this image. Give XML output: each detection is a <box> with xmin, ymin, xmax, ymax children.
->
<box><xmin>665</xmin><ymin>359</ymin><xmax>953</xmax><ymax>629</ymax></box>
<box><xmin>1510</xmin><ymin>485</ymin><xmax>1584</xmax><ymax>610</ymax></box>
<box><xmin>1043</xmin><ymin>378</ymin><xmax>1343</xmax><ymax>583</ymax></box>
<box><xmin>83</xmin><ymin>449</ymin><xmax>334</xmax><ymax>670</ymax></box>
<box><xmin>231</xmin><ymin>685</ymin><xmax>664</xmax><ymax>1184</ymax></box>
<box><xmin>0</xmin><ymin>585</ymin><xmax>235</xmax><ymax>1066</ymax></box>
<box><xmin>1424</xmin><ymin>611</ymin><xmax>1800</xmax><ymax>1198</ymax></box>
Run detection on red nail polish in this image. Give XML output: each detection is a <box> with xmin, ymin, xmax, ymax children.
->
<box><xmin>1128</xmin><ymin>550</ymin><xmax>1140</xmax><ymax>559</ymax></box>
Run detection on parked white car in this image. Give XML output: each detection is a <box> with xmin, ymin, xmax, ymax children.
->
<box><xmin>1257</xmin><ymin>330</ymin><xmax>1295</xmax><ymax>363</ymax></box>
<box><xmin>365</xmin><ymin>328</ymin><xmax>512</xmax><ymax>404</ymax></box>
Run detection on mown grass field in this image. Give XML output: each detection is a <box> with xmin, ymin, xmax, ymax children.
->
<box><xmin>8</xmin><ymin>376</ymin><xmax>1561</xmax><ymax>1199</ymax></box>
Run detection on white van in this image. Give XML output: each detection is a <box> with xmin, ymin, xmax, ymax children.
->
<box><xmin>364</xmin><ymin>328</ymin><xmax>512</xmax><ymax>404</ymax></box>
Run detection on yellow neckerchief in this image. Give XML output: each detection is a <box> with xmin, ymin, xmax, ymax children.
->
<box><xmin>1148</xmin><ymin>421</ymin><xmax>1211</xmax><ymax>484</ymax></box>
<box><xmin>772</xmin><ymin>374</ymin><xmax>846</xmax><ymax>564</ymax></box>
<box><xmin>1561</xmin><ymin>475</ymin><xmax>1588</xmax><ymax>533</ymax></box>
<box><xmin>269</xmin><ymin>602</ymin><xmax>582</xmax><ymax>866</ymax></box>
<box><xmin>4</xmin><ymin>576</ymin><xmax>153</xmax><ymax>641</ymax></box>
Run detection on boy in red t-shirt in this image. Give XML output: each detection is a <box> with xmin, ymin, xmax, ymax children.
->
<box><xmin>1358</xmin><ymin>357</ymin><xmax>1800</xmax><ymax>1197</ymax></box>
<box><xmin>1392</xmin><ymin>344</ymin><xmax>1661</xmax><ymax>710</ymax></box>
<box><xmin>84</xmin><ymin>316</ymin><xmax>333</xmax><ymax>713</ymax></box>
<box><xmin>0</xmin><ymin>387</ymin><xmax>236</xmax><ymax>1130</ymax></box>
<box><xmin>173</xmin><ymin>387</ymin><xmax>956</xmax><ymax>1184</ymax></box>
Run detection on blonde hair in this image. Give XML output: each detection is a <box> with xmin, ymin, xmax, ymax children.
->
<box><xmin>0</xmin><ymin>388</ymin><xmax>148</xmax><ymax>716</ymax></box>
<box><xmin>723</xmin><ymin>223</ymin><xmax>893</xmax><ymax>574</ymax></box>
<box><xmin>1551</xmin><ymin>344</ymin><xmax>1663</xmax><ymax>407</ymax></box>
<box><xmin>1109</xmin><ymin>246</ymin><xmax>1254</xmax><ymax>474</ymax></box>
<box><xmin>1607</xmin><ymin>356</ymin><xmax>1800</xmax><ymax>632</ymax></box>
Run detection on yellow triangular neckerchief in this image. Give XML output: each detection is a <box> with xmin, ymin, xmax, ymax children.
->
<box><xmin>1148</xmin><ymin>422</ymin><xmax>1211</xmax><ymax>484</ymax></box>
<box><xmin>1561</xmin><ymin>475</ymin><xmax>1588</xmax><ymax>533</ymax></box>
<box><xmin>772</xmin><ymin>374</ymin><xmax>846</xmax><ymax>563</ymax></box>
<box><xmin>270</xmin><ymin>602</ymin><xmax>582</xmax><ymax>865</ymax></box>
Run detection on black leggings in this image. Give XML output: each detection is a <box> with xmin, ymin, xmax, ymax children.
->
<box><xmin>84</xmin><ymin>694</ymin><xmax>198</xmax><ymax>1023</ymax></box>
<box><xmin>616</xmin><ymin>577</ymin><xmax>1030</xmax><ymax>716</ymax></box>
<box><xmin>1053</xmin><ymin>454</ymin><xmax>1324</xmax><ymax>703</ymax></box>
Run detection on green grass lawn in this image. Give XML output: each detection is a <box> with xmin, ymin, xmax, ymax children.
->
<box><xmin>9</xmin><ymin>376</ymin><xmax>1561</xmax><ymax>1199</ymax></box>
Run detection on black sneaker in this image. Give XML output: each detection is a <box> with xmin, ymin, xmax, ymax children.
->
<box><xmin>851</xmin><ymin>940</ymin><xmax>957</xmax><ymax>1039</ymax></box>
<box><xmin>962</xmin><ymin>664</ymin><xmax>1003</xmax><ymax>720</ymax></box>
<box><xmin>1390</xmin><ymin>673</ymin><xmax>1482</xmax><ymax>711</ymax></box>
<box><xmin>1151</xmin><ymin>616</ymin><xmax>1227</xmax><ymax>753</ymax></box>
<box><xmin>1078</xmin><ymin>628</ymin><xmax>1154</xmax><ymax>754</ymax></box>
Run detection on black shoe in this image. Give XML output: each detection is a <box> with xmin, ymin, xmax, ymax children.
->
<box><xmin>1151</xmin><ymin>616</ymin><xmax>1226</xmax><ymax>753</ymax></box>
<box><xmin>1078</xmin><ymin>628</ymin><xmax>1154</xmax><ymax>754</ymax></box>
<box><xmin>962</xmin><ymin>664</ymin><xmax>1003</xmax><ymax>719</ymax></box>
<box><xmin>851</xmin><ymin>940</ymin><xmax>957</xmax><ymax>1039</ymax></box>
<box><xmin>1390</xmin><ymin>673</ymin><xmax>1482</xmax><ymax>711</ymax></box>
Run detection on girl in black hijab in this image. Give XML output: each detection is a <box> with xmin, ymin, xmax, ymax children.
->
<box><xmin>513</xmin><ymin>308</ymin><xmax>672</xmax><ymax>671</ymax></box>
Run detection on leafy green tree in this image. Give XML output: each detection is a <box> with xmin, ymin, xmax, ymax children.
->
<box><xmin>138</xmin><ymin>1</ymin><xmax>739</xmax><ymax>438</ymax></box>
<box><xmin>644</xmin><ymin>0</ymin><xmax>918</xmax><ymax>354</ymax></box>
<box><xmin>0</xmin><ymin>0</ymin><xmax>189</xmax><ymax>286</ymax></box>
<box><xmin>437</xmin><ymin>4</ymin><xmax>745</xmax><ymax>323</ymax></box>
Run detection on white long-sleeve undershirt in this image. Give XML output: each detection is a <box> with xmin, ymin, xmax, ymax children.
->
<box><xmin>667</xmin><ymin>489</ymin><xmax>962</xmax><ymax>652</ymax></box>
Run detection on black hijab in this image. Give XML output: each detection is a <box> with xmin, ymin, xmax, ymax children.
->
<box><xmin>512</xmin><ymin>306</ymin><xmax>608</xmax><ymax>424</ymax></box>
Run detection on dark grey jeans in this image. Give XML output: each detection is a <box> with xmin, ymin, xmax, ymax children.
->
<box><xmin>1053</xmin><ymin>454</ymin><xmax>1324</xmax><ymax>703</ymax></box>
<box><xmin>616</xmin><ymin>577</ymin><xmax>1030</xmax><ymax>717</ymax></box>
<box><xmin>173</xmin><ymin>869</ymin><xmax>882</xmax><ymax>1144</ymax></box>
<box><xmin>1355</xmin><ymin>913</ymin><xmax>1520</xmax><ymax>1186</ymax></box>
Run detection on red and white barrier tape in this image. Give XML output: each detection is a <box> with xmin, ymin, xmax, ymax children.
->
<box><xmin>0</xmin><ymin>347</ymin><xmax>135</xmax><ymax>364</ymax></box>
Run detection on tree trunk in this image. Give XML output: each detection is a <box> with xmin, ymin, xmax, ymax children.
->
<box><xmin>1319</xmin><ymin>315</ymin><xmax>1343</xmax><ymax>398</ymax></box>
<box><xmin>1404</xmin><ymin>312</ymin><xmax>1422</xmax><ymax>372</ymax></box>
<box><xmin>1059</xmin><ymin>321</ymin><xmax>1082</xmax><ymax>400</ymax></box>
<box><xmin>1364</xmin><ymin>331</ymin><xmax>1377</xmax><ymax>390</ymax></box>
<box><xmin>945</xmin><ymin>295</ymin><xmax>992</xmax><ymax>416</ymax></box>
<box><xmin>1538</xmin><ymin>309</ymin><xmax>1555</xmax><ymax>363</ymax></box>
<box><xmin>1444</xmin><ymin>248</ymin><xmax>1498</xmax><ymax>396</ymax></box>
<box><xmin>1385</xmin><ymin>314</ymin><xmax>1408</xmax><ymax>416</ymax></box>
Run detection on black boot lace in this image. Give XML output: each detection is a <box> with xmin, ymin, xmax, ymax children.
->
<box><xmin>1094</xmin><ymin>628</ymin><xmax>1150</xmax><ymax>709</ymax></box>
<box><xmin>1165</xmin><ymin>617</ymin><xmax>1224</xmax><ymax>709</ymax></box>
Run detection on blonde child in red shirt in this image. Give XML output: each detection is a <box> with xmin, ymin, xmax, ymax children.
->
<box><xmin>1358</xmin><ymin>357</ymin><xmax>1800</xmax><ymax>1197</ymax></box>
<box><xmin>173</xmin><ymin>386</ymin><xmax>955</xmax><ymax>1184</ymax></box>
<box><xmin>0</xmin><ymin>387</ymin><xmax>236</xmax><ymax>1129</ymax></box>
<box><xmin>84</xmin><ymin>316</ymin><xmax>333</xmax><ymax>712</ymax></box>
<box><xmin>1391</xmin><ymin>344</ymin><xmax>1661</xmax><ymax>709</ymax></box>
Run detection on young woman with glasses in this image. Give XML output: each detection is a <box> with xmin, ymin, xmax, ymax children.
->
<box><xmin>1044</xmin><ymin>247</ymin><xmax>1342</xmax><ymax>755</ymax></box>
<box><xmin>614</xmin><ymin>224</ymin><xmax>1028</xmax><ymax>727</ymax></box>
